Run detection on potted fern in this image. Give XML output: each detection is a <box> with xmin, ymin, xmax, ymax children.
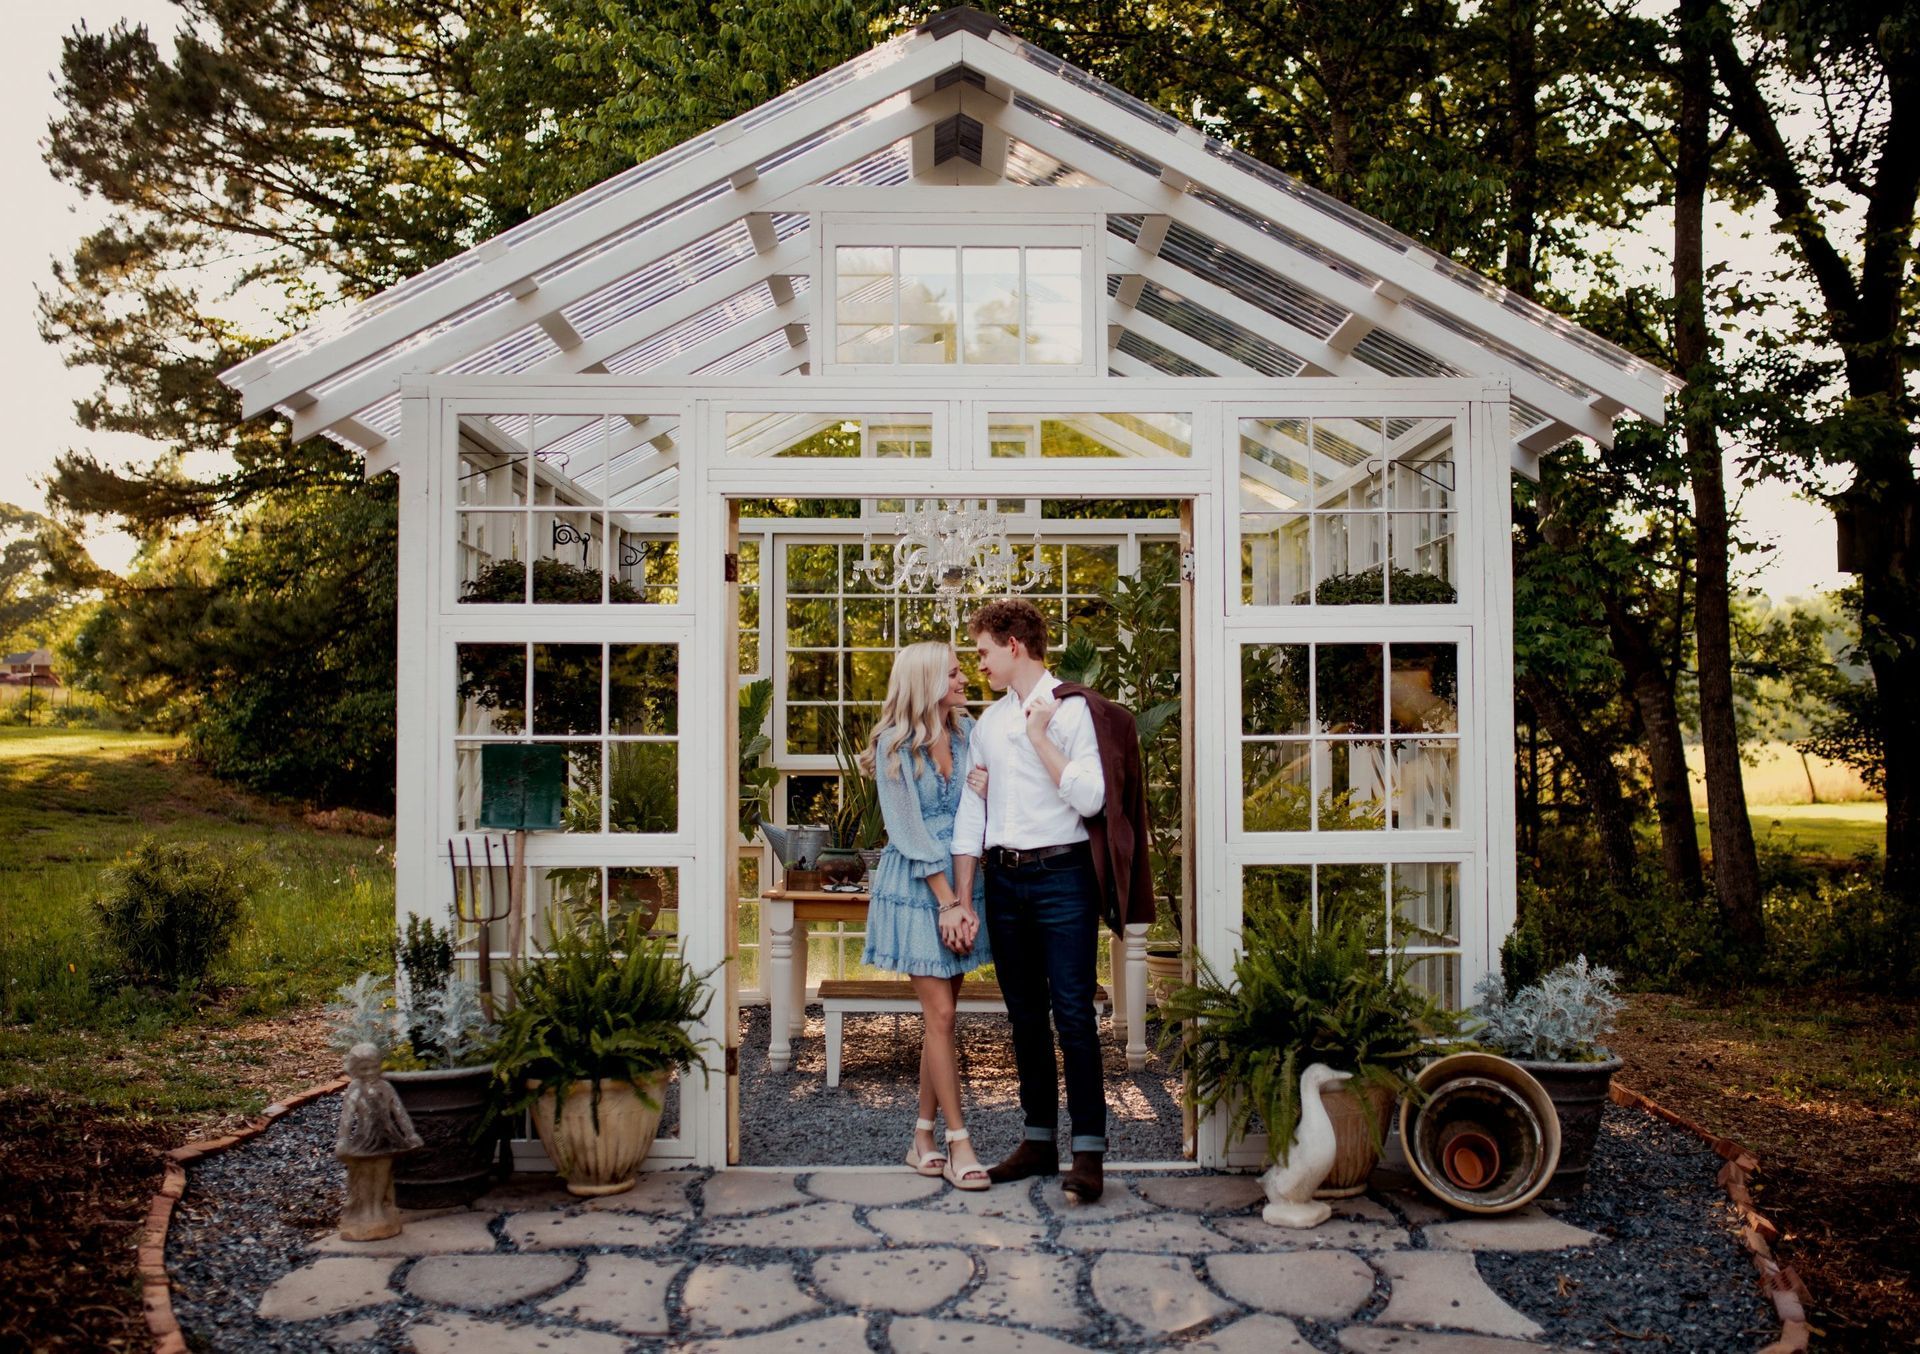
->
<box><xmin>328</xmin><ymin>917</ymin><xmax>500</xmax><ymax>1208</ymax></box>
<box><xmin>1471</xmin><ymin>950</ymin><xmax>1625</xmax><ymax>1196</ymax></box>
<box><xmin>1161</xmin><ymin>894</ymin><xmax>1457</xmax><ymax>1194</ymax></box>
<box><xmin>487</xmin><ymin>911</ymin><xmax>714</xmax><ymax>1196</ymax></box>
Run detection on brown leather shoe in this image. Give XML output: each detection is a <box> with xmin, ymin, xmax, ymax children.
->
<box><xmin>1061</xmin><ymin>1150</ymin><xmax>1104</xmax><ymax>1203</ymax></box>
<box><xmin>986</xmin><ymin>1138</ymin><xmax>1059</xmax><ymax>1184</ymax></box>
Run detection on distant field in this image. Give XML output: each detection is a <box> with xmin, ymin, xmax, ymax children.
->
<box><xmin>1696</xmin><ymin>800</ymin><xmax>1885</xmax><ymax>860</ymax></box>
<box><xmin>1686</xmin><ymin>740</ymin><xmax>1876</xmax><ymax>806</ymax></box>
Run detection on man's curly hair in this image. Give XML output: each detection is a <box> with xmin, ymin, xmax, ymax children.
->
<box><xmin>967</xmin><ymin>598</ymin><xmax>1049</xmax><ymax>660</ymax></box>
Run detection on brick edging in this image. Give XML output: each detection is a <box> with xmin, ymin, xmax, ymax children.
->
<box><xmin>1611</xmin><ymin>1079</ymin><xmax>1813</xmax><ymax>1354</ymax></box>
<box><xmin>140</xmin><ymin>1076</ymin><xmax>349</xmax><ymax>1354</ymax></box>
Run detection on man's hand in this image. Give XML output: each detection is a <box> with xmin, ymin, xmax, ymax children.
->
<box><xmin>1025</xmin><ymin>692</ymin><xmax>1059</xmax><ymax>742</ymax></box>
<box><xmin>939</xmin><ymin>905</ymin><xmax>978</xmax><ymax>955</ymax></box>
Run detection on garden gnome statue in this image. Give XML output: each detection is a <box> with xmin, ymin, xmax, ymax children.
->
<box><xmin>1260</xmin><ymin>1063</ymin><xmax>1352</xmax><ymax>1228</ymax></box>
<box><xmin>334</xmin><ymin>1042</ymin><xmax>423</xmax><ymax>1241</ymax></box>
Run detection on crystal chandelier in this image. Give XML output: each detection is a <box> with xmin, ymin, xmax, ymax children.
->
<box><xmin>853</xmin><ymin>499</ymin><xmax>1052</xmax><ymax>620</ymax></box>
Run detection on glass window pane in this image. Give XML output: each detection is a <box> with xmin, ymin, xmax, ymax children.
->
<box><xmin>534</xmin><ymin>511</ymin><xmax>604</xmax><ymax>604</ymax></box>
<box><xmin>1393</xmin><ymin>862</ymin><xmax>1460</xmax><ymax>946</ymax></box>
<box><xmin>785</xmin><ymin>773</ymin><xmax>838</xmax><ymax>825</ymax></box>
<box><xmin>1312</xmin><ymin>418</ymin><xmax>1384</xmax><ymax>501</ymax></box>
<box><xmin>1391</xmin><ymin>425</ymin><xmax>1456</xmax><ymax>511</ymax></box>
<box><xmin>458</xmin><ymin>644</ymin><xmax>525</xmax><ymax>735</ymax></box>
<box><xmin>457</xmin><ymin>512</ymin><xmax>527</xmax><ymax>603</ymax></box>
<box><xmin>786</xmin><ymin>650</ymin><xmax>839</xmax><ymax>703</ymax></box>
<box><xmin>1240</xmin><ymin>418</ymin><xmax>1311</xmax><ymax>508</ymax></box>
<box><xmin>963</xmin><ymin>247</ymin><xmax>1021</xmax><ymax>363</ymax></box>
<box><xmin>1025</xmin><ymin>247</ymin><xmax>1083</xmax><ymax>364</ymax></box>
<box><xmin>609</xmin><ymin>865</ymin><xmax>678</xmax><ymax>933</ymax></box>
<box><xmin>608</xmin><ymin>745</ymin><xmax>677</xmax><ymax>834</ymax></box>
<box><xmin>786</xmin><ymin>705</ymin><xmax>835</xmax><ymax>756</ymax></box>
<box><xmin>1390</xmin><ymin>513</ymin><xmax>1457</xmax><ymax>603</ymax></box>
<box><xmin>1242</xmin><ymin>865</ymin><xmax>1312</xmax><ymax>932</ymax></box>
<box><xmin>458</xmin><ymin>427</ymin><xmax>525</xmax><ymax>508</ymax></box>
<box><xmin>1243</xmin><ymin>741</ymin><xmax>1312</xmax><ymax>831</ymax></box>
<box><xmin>1401</xmin><ymin>952</ymin><xmax>1462</xmax><ymax>1007</ymax></box>
<box><xmin>836</xmin><ymin>246</ymin><xmax>894</xmax><ymax>363</ymax></box>
<box><xmin>848</xmin><ymin>650</ymin><xmax>893</xmax><ymax>703</ymax></box>
<box><xmin>554</xmin><ymin>742</ymin><xmax>604</xmax><ymax>835</ymax></box>
<box><xmin>787</xmin><ymin>545</ymin><xmax>838</xmax><ymax>593</ymax></box>
<box><xmin>609</xmin><ymin>644</ymin><xmax>677</xmax><ymax>736</ymax></box>
<box><xmin>535</xmin><ymin>413</ymin><xmax>610</xmax><ymax>506</ymax></box>
<box><xmin>1317</xmin><ymin>645</ymin><xmax>1383</xmax><ymax>734</ymax></box>
<box><xmin>1319</xmin><ymin>740</ymin><xmax>1387</xmax><ymax>831</ymax></box>
<box><xmin>1242</xmin><ymin>644</ymin><xmax>1311</xmax><ymax>736</ymax></box>
<box><xmin>1390</xmin><ymin>643</ymin><xmax>1458</xmax><ymax>733</ymax></box>
<box><xmin>1392</xmin><ymin>740</ymin><xmax>1458</xmax><ymax>830</ymax></box>
<box><xmin>1240</xmin><ymin>511</ymin><xmax>1311</xmax><ymax>606</ymax></box>
<box><xmin>786</xmin><ymin>596</ymin><xmax>838</xmax><ymax>648</ymax></box>
<box><xmin>453</xmin><ymin>743</ymin><xmax>485</xmax><ymax>830</ymax></box>
<box><xmin>1318</xmin><ymin>863</ymin><xmax>1385</xmax><ymax>928</ymax></box>
<box><xmin>899</xmin><ymin>246</ymin><xmax>958</xmax><ymax>364</ymax></box>
<box><xmin>532</xmin><ymin>865</ymin><xmax>603</xmax><ymax>943</ymax></box>
<box><xmin>533</xmin><ymin>643</ymin><xmax>602</xmax><ymax>736</ymax></box>
<box><xmin>843</xmin><ymin>598</ymin><xmax>894</xmax><ymax>648</ymax></box>
<box><xmin>1315</xmin><ymin>513</ymin><xmax>1386</xmax><ymax>603</ymax></box>
<box><xmin>609</xmin><ymin>512</ymin><xmax>678</xmax><ymax>604</ymax></box>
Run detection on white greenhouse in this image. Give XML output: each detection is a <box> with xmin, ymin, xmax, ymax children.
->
<box><xmin>221</xmin><ymin>8</ymin><xmax>1677</xmax><ymax>1169</ymax></box>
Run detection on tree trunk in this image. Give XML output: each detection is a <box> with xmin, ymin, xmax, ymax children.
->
<box><xmin>1608</xmin><ymin>610</ymin><xmax>1705</xmax><ymax>897</ymax></box>
<box><xmin>1504</xmin><ymin>0</ymin><xmax>1540</xmax><ymax>296</ymax></box>
<box><xmin>1518</xmin><ymin>673</ymin><xmax>1639</xmax><ymax>886</ymax></box>
<box><xmin>1676</xmin><ymin>0</ymin><xmax>1764</xmax><ymax>953</ymax></box>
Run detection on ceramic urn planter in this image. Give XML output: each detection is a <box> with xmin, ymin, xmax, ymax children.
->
<box><xmin>530</xmin><ymin>1071</ymin><xmax>671</xmax><ymax>1197</ymax></box>
<box><xmin>1314</xmin><ymin>1081</ymin><xmax>1399</xmax><ymax>1198</ymax></box>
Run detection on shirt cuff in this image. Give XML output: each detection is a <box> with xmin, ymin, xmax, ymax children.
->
<box><xmin>1056</xmin><ymin>760</ymin><xmax>1105</xmax><ymax>816</ymax></box>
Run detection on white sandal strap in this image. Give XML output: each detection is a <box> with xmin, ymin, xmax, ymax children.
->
<box><xmin>944</xmin><ymin>1128</ymin><xmax>970</xmax><ymax>1143</ymax></box>
<box><xmin>915</xmin><ymin>1118</ymin><xmax>937</xmax><ymax>1132</ymax></box>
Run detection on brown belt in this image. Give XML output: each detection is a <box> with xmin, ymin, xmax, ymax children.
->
<box><xmin>984</xmin><ymin>842</ymin><xmax>1087</xmax><ymax>870</ymax></box>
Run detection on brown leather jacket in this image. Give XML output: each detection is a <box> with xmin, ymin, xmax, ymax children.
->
<box><xmin>1053</xmin><ymin>683</ymin><xmax>1157</xmax><ymax>934</ymax></box>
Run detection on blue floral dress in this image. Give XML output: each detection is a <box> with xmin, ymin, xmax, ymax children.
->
<box><xmin>860</xmin><ymin>722</ymin><xmax>991</xmax><ymax>978</ymax></box>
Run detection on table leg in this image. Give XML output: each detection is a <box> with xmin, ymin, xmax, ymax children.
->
<box><xmin>789</xmin><ymin>921</ymin><xmax>810</xmax><ymax>1040</ymax></box>
<box><xmin>766</xmin><ymin>899</ymin><xmax>794</xmax><ymax>1073</ymax></box>
<box><xmin>1123</xmin><ymin>923</ymin><xmax>1149</xmax><ymax>1072</ymax></box>
<box><xmin>1106</xmin><ymin>935</ymin><xmax>1127</xmax><ymax>1040</ymax></box>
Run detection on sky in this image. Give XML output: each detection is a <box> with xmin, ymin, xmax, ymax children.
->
<box><xmin>0</xmin><ymin>2</ymin><xmax>1851</xmax><ymax>600</ymax></box>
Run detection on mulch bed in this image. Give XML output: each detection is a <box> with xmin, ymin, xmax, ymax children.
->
<box><xmin>1611</xmin><ymin>992</ymin><xmax>1920</xmax><ymax>1352</ymax></box>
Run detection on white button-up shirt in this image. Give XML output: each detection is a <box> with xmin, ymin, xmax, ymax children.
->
<box><xmin>951</xmin><ymin>672</ymin><xmax>1105</xmax><ymax>856</ymax></box>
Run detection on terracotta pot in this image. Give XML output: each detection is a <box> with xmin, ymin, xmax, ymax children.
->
<box><xmin>1314</xmin><ymin>1081</ymin><xmax>1398</xmax><ymax>1198</ymax></box>
<box><xmin>386</xmin><ymin>1064</ymin><xmax>500</xmax><ymax>1209</ymax></box>
<box><xmin>529</xmin><ymin>1072</ymin><xmax>670</xmax><ymax>1197</ymax></box>
<box><xmin>1401</xmin><ymin>1052</ymin><xmax>1561</xmax><ymax>1215</ymax></box>
<box><xmin>1513</xmin><ymin>1055</ymin><xmax>1621</xmax><ymax>1197</ymax></box>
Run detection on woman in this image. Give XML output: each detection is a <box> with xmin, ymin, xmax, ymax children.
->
<box><xmin>858</xmin><ymin>640</ymin><xmax>992</xmax><ymax>1189</ymax></box>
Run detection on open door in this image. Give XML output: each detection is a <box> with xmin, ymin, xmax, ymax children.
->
<box><xmin>724</xmin><ymin>500</ymin><xmax>742</xmax><ymax>1165</ymax></box>
<box><xmin>1179</xmin><ymin>500</ymin><xmax>1198</xmax><ymax>1157</ymax></box>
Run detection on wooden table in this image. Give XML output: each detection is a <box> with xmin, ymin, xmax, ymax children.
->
<box><xmin>760</xmin><ymin>887</ymin><xmax>1151</xmax><ymax>1073</ymax></box>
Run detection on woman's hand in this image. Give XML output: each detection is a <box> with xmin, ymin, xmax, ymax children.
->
<box><xmin>939</xmin><ymin>904</ymin><xmax>978</xmax><ymax>955</ymax></box>
<box><xmin>966</xmin><ymin>766</ymin><xmax>988</xmax><ymax>797</ymax></box>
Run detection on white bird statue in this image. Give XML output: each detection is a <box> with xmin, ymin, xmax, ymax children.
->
<box><xmin>1259</xmin><ymin>1063</ymin><xmax>1352</xmax><ymax>1228</ymax></box>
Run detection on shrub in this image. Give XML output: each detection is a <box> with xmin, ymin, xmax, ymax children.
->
<box><xmin>1473</xmin><ymin>956</ymin><xmax>1624</xmax><ymax>1062</ymax></box>
<box><xmin>92</xmin><ymin>839</ymin><xmax>251</xmax><ymax>989</ymax></box>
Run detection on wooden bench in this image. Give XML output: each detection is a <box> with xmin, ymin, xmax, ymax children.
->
<box><xmin>817</xmin><ymin>978</ymin><xmax>1109</xmax><ymax>1088</ymax></box>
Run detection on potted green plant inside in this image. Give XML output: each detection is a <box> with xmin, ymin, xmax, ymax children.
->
<box><xmin>487</xmin><ymin>911</ymin><xmax>713</xmax><ymax>1196</ymax></box>
<box><xmin>1472</xmin><ymin>941</ymin><xmax>1625</xmax><ymax>1197</ymax></box>
<box><xmin>830</xmin><ymin>713</ymin><xmax>886</xmax><ymax>887</ymax></box>
<box><xmin>1161</xmin><ymin>892</ymin><xmax>1457</xmax><ymax>1195</ymax></box>
<box><xmin>328</xmin><ymin>916</ymin><xmax>500</xmax><ymax>1208</ymax></box>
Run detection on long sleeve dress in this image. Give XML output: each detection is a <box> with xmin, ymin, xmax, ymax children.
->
<box><xmin>859</xmin><ymin>721</ymin><xmax>991</xmax><ymax>979</ymax></box>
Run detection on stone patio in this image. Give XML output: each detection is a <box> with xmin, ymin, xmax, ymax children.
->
<box><xmin>251</xmin><ymin>1168</ymin><xmax>1610</xmax><ymax>1352</ymax></box>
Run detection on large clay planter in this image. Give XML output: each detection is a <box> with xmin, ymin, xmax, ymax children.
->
<box><xmin>1513</xmin><ymin>1055</ymin><xmax>1621</xmax><ymax>1197</ymax></box>
<box><xmin>1144</xmin><ymin>946</ymin><xmax>1184</xmax><ymax>1007</ymax></box>
<box><xmin>387</xmin><ymin>1064</ymin><xmax>499</xmax><ymax>1209</ymax></box>
<box><xmin>530</xmin><ymin>1072</ymin><xmax>670</xmax><ymax>1197</ymax></box>
<box><xmin>1314</xmin><ymin>1081</ymin><xmax>1399</xmax><ymax>1198</ymax></box>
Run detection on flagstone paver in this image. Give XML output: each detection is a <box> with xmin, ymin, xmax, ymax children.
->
<box><xmin>310</xmin><ymin>1210</ymin><xmax>499</xmax><ymax>1255</ymax></box>
<box><xmin>699</xmin><ymin>1170</ymin><xmax>807</xmax><ymax>1215</ymax></box>
<box><xmin>1381</xmin><ymin>1188</ymin><xmax>1453</xmax><ymax>1226</ymax></box>
<box><xmin>677</xmin><ymin>1314</ymin><xmax>872</xmax><ymax>1353</ymax></box>
<box><xmin>889</xmin><ymin>1317</ymin><xmax>1097</xmax><ymax>1353</ymax></box>
<box><xmin>404</xmin><ymin>1253</ymin><xmax>579</xmax><ymax>1308</ymax></box>
<box><xmin>320</xmin><ymin>1316</ymin><xmax>381</xmax><ymax>1347</ymax></box>
<box><xmin>1185</xmin><ymin>1313</ymin><xmax>1318</xmax><ymax>1352</ymax></box>
<box><xmin>918</xmin><ymin>1179</ymin><xmax>1047</xmax><ymax>1221</ymax></box>
<box><xmin>581</xmin><ymin>1170</ymin><xmax>699</xmax><ymax>1215</ymax></box>
<box><xmin>502</xmin><ymin>1208</ymin><xmax>683</xmax><ymax>1250</ymax></box>
<box><xmin>952</xmin><ymin>1250</ymin><xmax>1092</xmax><ymax>1330</ymax></box>
<box><xmin>813</xmin><ymin>1247</ymin><xmax>974</xmax><ymax>1312</ymax></box>
<box><xmin>802</xmin><ymin>1170</ymin><xmax>943</xmax><ymax>1206</ymax></box>
<box><xmin>470</xmin><ymin>1178</ymin><xmax>578</xmax><ymax>1211</ymax></box>
<box><xmin>1332</xmin><ymin>1195</ymin><xmax>1399</xmax><ymax>1223</ymax></box>
<box><xmin>1207</xmin><ymin>1249</ymin><xmax>1377</xmax><ymax>1320</ymax></box>
<box><xmin>1134</xmin><ymin>1173</ymin><xmax>1266</xmax><ymax>1212</ymax></box>
<box><xmin>1091</xmin><ymin>1252</ymin><xmax>1239</xmax><ymax>1335</ymax></box>
<box><xmin>255</xmin><ymin>1256</ymin><xmax>398</xmax><ymax>1320</ymax></box>
<box><xmin>408</xmin><ymin>1311</ymin><xmax>630</xmax><ymax>1354</ymax></box>
<box><xmin>681</xmin><ymin>1259</ymin><xmax>821</xmax><ymax>1333</ymax></box>
<box><xmin>1339</xmin><ymin>1330</ymin><xmax>1567</xmax><ymax>1354</ymax></box>
<box><xmin>1373</xmin><ymin>1251</ymin><xmax>1546</xmax><ymax>1340</ymax></box>
<box><xmin>1057</xmin><ymin>1210</ymin><xmax>1235</xmax><ymax>1253</ymax></box>
<box><xmin>536</xmin><ymin>1254</ymin><xmax>679</xmax><ymax>1334</ymax></box>
<box><xmin>1211</xmin><ymin>1211</ymin><xmax>1410</xmax><ymax>1251</ymax></box>
<box><xmin>866</xmin><ymin>1204</ymin><xmax>1047</xmax><ymax>1249</ymax></box>
<box><xmin>1423</xmin><ymin>1208</ymin><xmax>1604</xmax><ymax>1253</ymax></box>
<box><xmin>1032</xmin><ymin>1177</ymin><xmax>1155</xmax><ymax>1220</ymax></box>
<box><xmin>695</xmin><ymin>1200</ymin><xmax>875</xmax><ymax>1249</ymax></box>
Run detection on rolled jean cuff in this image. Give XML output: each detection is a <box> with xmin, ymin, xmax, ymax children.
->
<box><xmin>1023</xmin><ymin>1125</ymin><xmax>1056</xmax><ymax>1143</ymax></box>
<box><xmin>1069</xmin><ymin>1134</ymin><xmax>1107</xmax><ymax>1154</ymax></box>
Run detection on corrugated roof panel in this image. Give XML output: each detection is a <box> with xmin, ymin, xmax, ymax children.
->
<box><xmin>1351</xmin><ymin>328</ymin><xmax>1459</xmax><ymax>379</ymax></box>
<box><xmin>1152</xmin><ymin>219</ymin><xmax>1348</xmax><ymax>339</ymax></box>
<box><xmin>1003</xmin><ymin>137</ymin><xmax>1098</xmax><ymax>187</ymax></box>
<box><xmin>445</xmin><ymin>324</ymin><xmax>564</xmax><ymax>378</ymax></box>
<box><xmin>1403</xmin><ymin>297</ymin><xmax>1589</xmax><ymax>399</ymax></box>
<box><xmin>1009</xmin><ymin>95</ymin><xmax>1164</xmax><ymax>176</ymax></box>
<box><xmin>1115</xmin><ymin>328</ymin><xmax>1214</xmax><ymax>377</ymax></box>
<box><xmin>822</xmin><ymin>138</ymin><xmax>914</xmax><ymax>186</ymax></box>
<box><xmin>561</xmin><ymin>218</ymin><xmax>765</xmax><ymax>340</ymax></box>
<box><xmin>1135</xmin><ymin>281</ymin><xmax>1308</xmax><ymax>378</ymax></box>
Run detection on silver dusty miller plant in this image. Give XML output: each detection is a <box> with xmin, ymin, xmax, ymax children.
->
<box><xmin>327</xmin><ymin>973</ymin><xmax>397</xmax><ymax>1054</ymax></box>
<box><xmin>326</xmin><ymin>972</ymin><xmax>493</xmax><ymax>1068</ymax></box>
<box><xmin>1472</xmin><ymin>955</ymin><xmax>1623</xmax><ymax>1063</ymax></box>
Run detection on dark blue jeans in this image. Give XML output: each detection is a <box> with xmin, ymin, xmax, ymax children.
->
<box><xmin>984</xmin><ymin>845</ymin><xmax>1108</xmax><ymax>1153</ymax></box>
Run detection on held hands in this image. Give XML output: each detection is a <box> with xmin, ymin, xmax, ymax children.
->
<box><xmin>938</xmin><ymin>903</ymin><xmax>979</xmax><ymax>955</ymax></box>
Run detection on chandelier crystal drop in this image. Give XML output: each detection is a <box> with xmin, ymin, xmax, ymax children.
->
<box><xmin>853</xmin><ymin>499</ymin><xmax>1052</xmax><ymax>620</ymax></box>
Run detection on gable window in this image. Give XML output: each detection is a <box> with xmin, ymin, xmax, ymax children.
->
<box><xmin>827</xmin><ymin>221</ymin><xmax>1094</xmax><ymax>371</ymax></box>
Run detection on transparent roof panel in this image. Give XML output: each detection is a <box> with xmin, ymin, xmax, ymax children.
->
<box><xmin>1115</xmin><ymin>328</ymin><xmax>1217</xmax><ymax>378</ymax></box>
<box><xmin>1134</xmin><ymin>280</ymin><xmax>1308</xmax><ymax>378</ymax></box>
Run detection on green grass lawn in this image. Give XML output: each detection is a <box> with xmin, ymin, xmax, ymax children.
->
<box><xmin>0</xmin><ymin>728</ymin><xmax>393</xmax><ymax>1111</ymax></box>
<box><xmin>1696</xmin><ymin>800</ymin><xmax>1886</xmax><ymax>860</ymax></box>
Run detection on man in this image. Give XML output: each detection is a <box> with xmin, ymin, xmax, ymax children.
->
<box><xmin>950</xmin><ymin>598</ymin><xmax>1110</xmax><ymax>1202</ymax></box>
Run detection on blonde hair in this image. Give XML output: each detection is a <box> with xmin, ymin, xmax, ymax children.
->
<box><xmin>858</xmin><ymin>641</ymin><xmax>963</xmax><ymax>782</ymax></box>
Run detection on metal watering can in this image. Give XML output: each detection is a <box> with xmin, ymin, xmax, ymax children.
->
<box><xmin>758</xmin><ymin>822</ymin><xmax>832</xmax><ymax>873</ymax></box>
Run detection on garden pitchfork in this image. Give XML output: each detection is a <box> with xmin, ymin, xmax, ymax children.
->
<box><xmin>449</xmin><ymin>835</ymin><xmax>513</xmax><ymax>1018</ymax></box>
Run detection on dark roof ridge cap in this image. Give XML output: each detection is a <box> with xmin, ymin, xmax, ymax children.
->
<box><xmin>917</xmin><ymin>7</ymin><xmax>1012</xmax><ymax>41</ymax></box>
